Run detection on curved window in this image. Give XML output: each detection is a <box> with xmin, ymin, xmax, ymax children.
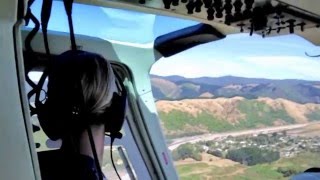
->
<box><xmin>150</xmin><ymin>33</ymin><xmax>320</xmax><ymax>180</ymax></box>
<box><xmin>26</xmin><ymin>1</ymin><xmax>197</xmax><ymax>44</ymax></box>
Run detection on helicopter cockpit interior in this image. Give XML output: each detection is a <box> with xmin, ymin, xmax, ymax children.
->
<box><xmin>1</xmin><ymin>0</ymin><xmax>320</xmax><ymax>179</ymax></box>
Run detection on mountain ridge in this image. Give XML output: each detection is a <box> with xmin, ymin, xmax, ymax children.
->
<box><xmin>151</xmin><ymin>74</ymin><xmax>320</xmax><ymax>84</ymax></box>
<box><xmin>151</xmin><ymin>75</ymin><xmax>320</xmax><ymax>104</ymax></box>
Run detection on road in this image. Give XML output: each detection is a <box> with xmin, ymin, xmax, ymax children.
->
<box><xmin>168</xmin><ymin>122</ymin><xmax>318</xmax><ymax>150</ymax></box>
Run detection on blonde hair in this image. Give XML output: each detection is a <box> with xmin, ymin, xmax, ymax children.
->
<box><xmin>45</xmin><ymin>50</ymin><xmax>116</xmax><ymax>137</ymax></box>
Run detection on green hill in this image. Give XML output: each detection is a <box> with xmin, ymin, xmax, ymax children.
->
<box><xmin>156</xmin><ymin>97</ymin><xmax>320</xmax><ymax>139</ymax></box>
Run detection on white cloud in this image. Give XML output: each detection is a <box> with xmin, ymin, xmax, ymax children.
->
<box><xmin>151</xmin><ymin>55</ymin><xmax>320</xmax><ymax>80</ymax></box>
<box><xmin>151</xmin><ymin>34</ymin><xmax>320</xmax><ymax>81</ymax></box>
<box><xmin>242</xmin><ymin>56</ymin><xmax>320</xmax><ymax>80</ymax></box>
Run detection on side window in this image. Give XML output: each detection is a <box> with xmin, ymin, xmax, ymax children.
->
<box><xmin>102</xmin><ymin>131</ymin><xmax>137</xmax><ymax>179</ymax></box>
<box><xmin>101</xmin><ymin>121</ymin><xmax>143</xmax><ymax>180</ymax></box>
<box><xmin>150</xmin><ymin>34</ymin><xmax>320</xmax><ymax>180</ymax></box>
<box><xmin>27</xmin><ymin>71</ymin><xmax>62</xmax><ymax>152</ymax></box>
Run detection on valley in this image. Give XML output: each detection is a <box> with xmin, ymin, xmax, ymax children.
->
<box><xmin>151</xmin><ymin>75</ymin><xmax>320</xmax><ymax>180</ymax></box>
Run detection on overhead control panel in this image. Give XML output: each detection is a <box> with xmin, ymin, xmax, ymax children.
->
<box><xmin>158</xmin><ymin>0</ymin><xmax>320</xmax><ymax>37</ymax></box>
<box><xmin>97</xmin><ymin>0</ymin><xmax>320</xmax><ymax>39</ymax></box>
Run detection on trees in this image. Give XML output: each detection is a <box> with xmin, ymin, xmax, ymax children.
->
<box><xmin>252</xmin><ymin>134</ymin><xmax>269</xmax><ymax>145</ymax></box>
<box><xmin>277</xmin><ymin>167</ymin><xmax>299</xmax><ymax>177</ymax></box>
<box><xmin>172</xmin><ymin>143</ymin><xmax>203</xmax><ymax>161</ymax></box>
<box><xmin>226</xmin><ymin>147</ymin><xmax>280</xmax><ymax>166</ymax></box>
<box><xmin>207</xmin><ymin>149</ymin><xmax>224</xmax><ymax>158</ymax></box>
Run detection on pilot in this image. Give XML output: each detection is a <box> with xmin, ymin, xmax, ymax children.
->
<box><xmin>37</xmin><ymin>50</ymin><xmax>118</xmax><ymax>180</ymax></box>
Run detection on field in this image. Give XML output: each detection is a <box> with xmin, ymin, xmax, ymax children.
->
<box><xmin>287</xmin><ymin>123</ymin><xmax>320</xmax><ymax>137</ymax></box>
<box><xmin>176</xmin><ymin>152</ymin><xmax>320</xmax><ymax>180</ymax></box>
<box><xmin>171</xmin><ymin>123</ymin><xmax>320</xmax><ymax>180</ymax></box>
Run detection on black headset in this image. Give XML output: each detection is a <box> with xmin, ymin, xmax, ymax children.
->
<box><xmin>35</xmin><ymin>50</ymin><xmax>127</xmax><ymax>141</ymax></box>
<box><xmin>34</xmin><ymin>50</ymin><xmax>127</xmax><ymax>180</ymax></box>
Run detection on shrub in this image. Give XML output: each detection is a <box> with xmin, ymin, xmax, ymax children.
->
<box><xmin>277</xmin><ymin>167</ymin><xmax>299</xmax><ymax>177</ymax></box>
<box><xmin>207</xmin><ymin>150</ymin><xmax>224</xmax><ymax>158</ymax></box>
<box><xmin>226</xmin><ymin>147</ymin><xmax>280</xmax><ymax>166</ymax></box>
<box><xmin>172</xmin><ymin>143</ymin><xmax>203</xmax><ymax>161</ymax></box>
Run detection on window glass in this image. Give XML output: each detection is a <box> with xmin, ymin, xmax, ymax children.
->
<box><xmin>151</xmin><ymin>33</ymin><xmax>320</xmax><ymax>179</ymax></box>
<box><xmin>102</xmin><ymin>146</ymin><xmax>136</xmax><ymax>180</ymax></box>
<box><xmin>27</xmin><ymin>71</ymin><xmax>61</xmax><ymax>152</ymax></box>
<box><xmin>26</xmin><ymin>1</ymin><xmax>197</xmax><ymax>44</ymax></box>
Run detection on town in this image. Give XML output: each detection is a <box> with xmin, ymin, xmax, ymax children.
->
<box><xmin>198</xmin><ymin>132</ymin><xmax>320</xmax><ymax>159</ymax></box>
<box><xmin>172</xmin><ymin>131</ymin><xmax>320</xmax><ymax>166</ymax></box>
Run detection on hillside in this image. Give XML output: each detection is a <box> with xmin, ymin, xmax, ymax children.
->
<box><xmin>151</xmin><ymin>77</ymin><xmax>181</xmax><ymax>99</ymax></box>
<box><xmin>151</xmin><ymin>75</ymin><xmax>320</xmax><ymax>104</ymax></box>
<box><xmin>156</xmin><ymin>97</ymin><xmax>320</xmax><ymax>138</ymax></box>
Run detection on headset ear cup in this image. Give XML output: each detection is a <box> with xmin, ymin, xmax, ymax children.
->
<box><xmin>37</xmin><ymin>101</ymin><xmax>61</xmax><ymax>141</ymax></box>
<box><xmin>104</xmin><ymin>93</ymin><xmax>123</xmax><ymax>133</ymax></box>
<box><xmin>104</xmin><ymin>89</ymin><xmax>127</xmax><ymax>137</ymax></box>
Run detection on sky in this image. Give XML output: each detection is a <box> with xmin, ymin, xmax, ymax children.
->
<box><xmin>28</xmin><ymin>0</ymin><xmax>320</xmax><ymax>81</ymax></box>
<box><xmin>28</xmin><ymin>0</ymin><xmax>197</xmax><ymax>44</ymax></box>
<box><xmin>151</xmin><ymin>34</ymin><xmax>320</xmax><ymax>81</ymax></box>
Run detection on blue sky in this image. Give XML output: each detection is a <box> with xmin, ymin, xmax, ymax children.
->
<box><xmin>151</xmin><ymin>34</ymin><xmax>320</xmax><ymax>81</ymax></box>
<box><xmin>29</xmin><ymin>1</ymin><xmax>320</xmax><ymax>81</ymax></box>
<box><xmin>28</xmin><ymin>0</ymin><xmax>197</xmax><ymax>43</ymax></box>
